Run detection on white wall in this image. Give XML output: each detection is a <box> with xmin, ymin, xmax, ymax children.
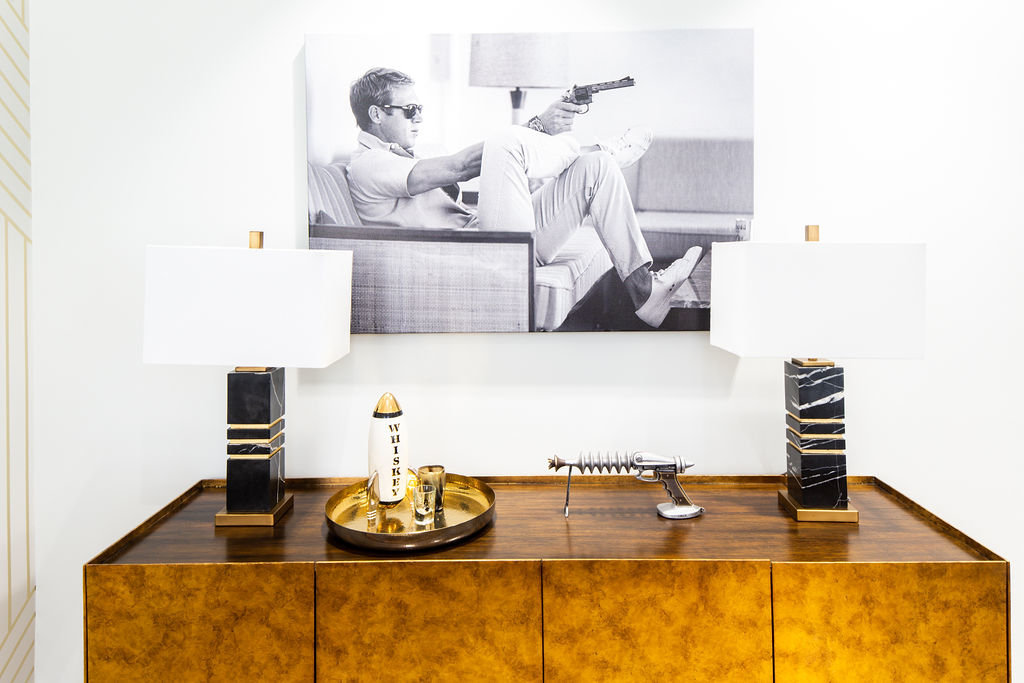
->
<box><xmin>31</xmin><ymin>0</ymin><xmax>1024</xmax><ymax>680</ymax></box>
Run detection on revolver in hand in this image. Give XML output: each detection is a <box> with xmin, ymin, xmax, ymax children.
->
<box><xmin>548</xmin><ymin>450</ymin><xmax>704</xmax><ymax>519</ymax></box>
<box><xmin>563</xmin><ymin>76</ymin><xmax>636</xmax><ymax>113</ymax></box>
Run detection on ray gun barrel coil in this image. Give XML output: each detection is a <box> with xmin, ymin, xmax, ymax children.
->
<box><xmin>548</xmin><ymin>451</ymin><xmax>705</xmax><ymax>519</ymax></box>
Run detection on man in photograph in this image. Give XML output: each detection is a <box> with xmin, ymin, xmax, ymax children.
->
<box><xmin>345</xmin><ymin>67</ymin><xmax>702</xmax><ymax>328</ymax></box>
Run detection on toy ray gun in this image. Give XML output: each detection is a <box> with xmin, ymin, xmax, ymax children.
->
<box><xmin>563</xmin><ymin>76</ymin><xmax>636</xmax><ymax>113</ymax></box>
<box><xmin>548</xmin><ymin>450</ymin><xmax>704</xmax><ymax>519</ymax></box>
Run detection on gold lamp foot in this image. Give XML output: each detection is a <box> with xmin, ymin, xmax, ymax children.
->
<box><xmin>778</xmin><ymin>489</ymin><xmax>858</xmax><ymax>523</ymax></box>
<box><xmin>216</xmin><ymin>493</ymin><xmax>294</xmax><ymax>527</ymax></box>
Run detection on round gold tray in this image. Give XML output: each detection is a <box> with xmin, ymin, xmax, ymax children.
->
<box><xmin>325</xmin><ymin>473</ymin><xmax>496</xmax><ymax>551</ymax></box>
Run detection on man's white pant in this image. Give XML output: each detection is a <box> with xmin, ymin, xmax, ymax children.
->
<box><xmin>475</xmin><ymin>126</ymin><xmax>652</xmax><ymax>280</ymax></box>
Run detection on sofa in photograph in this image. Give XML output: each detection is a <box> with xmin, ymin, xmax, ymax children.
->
<box><xmin>307</xmin><ymin>137</ymin><xmax>752</xmax><ymax>333</ymax></box>
<box><xmin>623</xmin><ymin>137</ymin><xmax>753</xmax><ymax>263</ymax></box>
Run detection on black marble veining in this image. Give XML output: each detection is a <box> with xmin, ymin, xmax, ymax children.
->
<box><xmin>785</xmin><ymin>413</ymin><xmax>845</xmax><ymax>436</ymax></box>
<box><xmin>785</xmin><ymin>442</ymin><xmax>849</xmax><ymax>509</ymax></box>
<box><xmin>227</xmin><ymin>433</ymin><xmax>285</xmax><ymax>455</ymax></box>
<box><xmin>786</xmin><ymin>429</ymin><xmax>846</xmax><ymax>452</ymax></box>
<box><xmin>783</xmin><ymin>361</ymin><xmax>845</xmax><ymax>420</ymax></box>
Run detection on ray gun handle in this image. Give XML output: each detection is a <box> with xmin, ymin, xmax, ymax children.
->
<box><xmin>548</xmin><ymin>451</ymin><xmax>705</xmax><ymax>520</ymax></box>
<box><xmin>635</xmin><ymin>455</ymin><xmax>698</xmax><ymax>510</ymax></box>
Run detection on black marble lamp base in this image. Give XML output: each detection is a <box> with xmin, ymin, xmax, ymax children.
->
<box><xmin>225</xmin><ymin>449</ymin><xmax>286</xmax><ymax>513</ymax></box>
<box><xmin>786</xmin><ymin>443</ymin><xmax>848</xmax><ymax>508</ymax></box>
<box><xmin>227</xmin><ymin>367</ymin><xmax>284</xmax><ymax>425</ymax></box>
<box><xmin>781</xmin><ymin>359</ymin><xmax>858</xmax><ymax>524</ymax></box>
<box><xmin>784</xmin><ymin>360</ymin><xmax>845</xmax><ymax>420</ymax></box>
<box><xmin>218</xmin><ymin>367</ymin><xmax>290</xmax><ymax>527</ymax></box>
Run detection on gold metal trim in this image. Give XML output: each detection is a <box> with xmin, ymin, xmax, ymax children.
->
<box><xmin>0</xmin><ymin>14</ymin><xmax>28</xmax><ymax>58</ymax></box>
<box><xmin>21</xmin><ymin>234</ymin><xmax>28</xmax><ymax>586</ymax></box>
<box><xmin>227</xmin><ymin>434</ymin><xmax>284</xmax><ymax>446</ymax></box>
<box><xmin>227</xmin><ymin>447</ymin><xmax>283</xmax><ymax>460</ymax></box>
<box><xmin>0</xmin><ymin>176</ymin><xmax>30</xmax><ymax>218</ymax></box>
<box><xmin>0</xmin><ymin>95</ymin><xmax>29</xmax><ymax>142</ymax></box>
<box><xmin>233</xmin><ymin>366</ymin><xmax>269</xmax><ymax>372</ymax></box>
<box><xmin>249</xmin><ymin>230</ymin><xmax>263</xmax><ymax>249</ymax></box>
<box><xmin>0</xmin><ymin>39</ymin><xmax>26</xmax><ymax>84</ymax></box>
<box><xmin>785</xmin><ymin>435</ymin><xmax>845</xmax><ymax>454</ymax></box>
<box><xmin>778</xmin><ymin>489</ymin><xmax>858</xmax><ymax>523</ymax></box>
<box><xmin>228</xmin><ymin>417</ymin><xmax>284</xmax><ymax>430</ymax></box>
<box><xmin>4</xmin><ymin>218</ymin><xmax>9</xmax><ymax>625</ymax></box>
<box><xmin>786</xmin><ymin>412</ymin><xmax>844</xmax><ymax>424</ymax></box>
<box><xmin>0</xmin><ymin>68</ymin><xmax>27</xmax><ymax>111</ymax></box>
<box><xmin>2</xmin><ymin>602</ymin><xmax>33</xmax><ymax>678</ymax></box>
<box><xmin>787</xmin><ymin>426</ymin><xmax>845</xmax><ymax>438</ymax></box>
<box><xmin>870</xmin><ymin>478</ymin><xmax>1005</xmax><ymax>561</ymax></box>
<box><xmin>12</xmin><ymin>0</ymin><xmax>27</xmax><ymax>27</ymax></box>
<box><xmin>0</xmin><ymin>126</ymin><xmax>29</xmax><ymax>167</ymax></box>
<box><xmin>0</xmin><ymin>147</ymin><xmax>29</xmax><ymax>191</ymax></box>
<box><xmin>85</xmin><ymin>483</ymin><xmax>206</xmax><ymax>565</ymax></box>
<box><xmin>786</xmin><ymin>426</ymin><xmax>845</xmax><ymax>440</ymax></box>
<box><xmin>791</xmin><ymin>358</ymin><xmax>835</xmax><ymax>367</ymax></box>
<box><xmin>12</xmin><ymin>0</ymin><xmax>27</xmax><ymax>28</ymax></box>
<box><xmin>215</xmin><ymin>493</ymin><xmax>293</xmax><ymax>527</ymax></box>
<box><xmin>0</xmin><ymin>210</ymin><xmax>29</xmax><ymax>242</ymax></box>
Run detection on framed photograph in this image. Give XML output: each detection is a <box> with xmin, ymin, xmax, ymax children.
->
<box><xmin>306</xmin><ymin>30</ymin><xmax>753</xmax><ymax>334</ymax></box>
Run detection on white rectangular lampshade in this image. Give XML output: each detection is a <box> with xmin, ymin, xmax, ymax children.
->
<box><xmin>469</xmin><ymin>33</ymin><xmax>569</xmax><ymax>89</ymax></box>
<box><xmin>710</xmin><ymin>242</ymin><xmax>926</xmax><ymax>359</ymax></box>
<box><xmin>144</xmin><ymin>246</ymin><xmax>353</xmax><ymax>368</ymax></box>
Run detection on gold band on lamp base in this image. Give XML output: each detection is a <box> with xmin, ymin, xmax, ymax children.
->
<box><xmin>216</xmin><ymin>493</ymin><xmax>294</xmax><ymax>527</ymax></box>
<box><xmin>791</xmin><ymin>358</ymin><xmax>834</xmax><ymax>368</ymax></box>
<box><xmin>778</xmin><ymin>490</ymin><xmax>859</xmax><ymax>523</ymax></box>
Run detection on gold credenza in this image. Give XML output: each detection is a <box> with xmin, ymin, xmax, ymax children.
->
<box><xmin>84</xmin><ymin>477</ymin><xmax>1009</xmax><ymax>681</ymax></box>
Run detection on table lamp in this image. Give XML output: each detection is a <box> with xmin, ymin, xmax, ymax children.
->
<box><xmin>710</xmin><ymin>226</ymin><xmax>925</xmax><ymax>522</ymax></box>
<box><xmin>143</xmin><ymin>232</ymin><xmax>353</xmax><ymax>526</ymax></box>
<box><xmin>469</xmin><ymin>33</ymin><xmax>569</xmax><ymax>124</ymax></box>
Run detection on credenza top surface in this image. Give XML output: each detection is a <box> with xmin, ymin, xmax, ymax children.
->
<box><xmin>89</xmin><ymin>476</ymin><xmax>1003</xmax><ymax>566</ymax></box>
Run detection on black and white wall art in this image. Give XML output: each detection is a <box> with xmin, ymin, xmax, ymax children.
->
<box><xmin>305</xmin><ymin>30</ymin><xmax>753</xmax><ymax>334</ymax></box>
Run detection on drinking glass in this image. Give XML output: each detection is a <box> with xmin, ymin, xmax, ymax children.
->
<box><xmin>412</xmin><ymin>484</ymin><xmax>435</xmax><ymax>525</ymax></box>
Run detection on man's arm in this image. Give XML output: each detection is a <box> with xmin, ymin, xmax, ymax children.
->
<box><xmin>407</xmin><ymin>142</ymin><xmax>484</xmax><ymax>196</ymax></box>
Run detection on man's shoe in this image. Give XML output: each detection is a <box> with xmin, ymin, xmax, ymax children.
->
<box><xmin>597</xmin><ymin>127</ymin><xmax>653</xmax><ymax>169</ymax></box>
<box><xmin>634</xmin><ymin>246</ymin><xmax>703</xmax><ymax>327</ymax></box>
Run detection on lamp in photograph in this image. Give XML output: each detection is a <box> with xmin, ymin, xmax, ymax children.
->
<box><xmin>710</xmin><ymin>226</ymin><xmax>925</xmax><ymax>522</ymax></box>
<box><xmin>469</xmin><ymin>33</ymin><xmax>569</xmax><ymax>124</ymax></box>
<box><xmin>143</xmin><ymin>232</ymin><xmax>353</xmax><ymax>526</ymax></box>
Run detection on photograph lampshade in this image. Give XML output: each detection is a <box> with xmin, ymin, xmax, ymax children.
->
<box><xmin>469</xmin><ymin>33</ymin><xmax>570</xmax><ymax>89</ymax></box>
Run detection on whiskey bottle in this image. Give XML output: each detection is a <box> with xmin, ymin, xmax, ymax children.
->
<box><xmin>368</xmin><ymin>392</ymin><xmax>407</xmax><ymax>506</ymax></box>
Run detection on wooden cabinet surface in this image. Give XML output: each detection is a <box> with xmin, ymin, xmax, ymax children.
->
<box><xmin>85</xmin><ymin>476</ymin><xmax>1009</xmax><ymax>681</ymax></box>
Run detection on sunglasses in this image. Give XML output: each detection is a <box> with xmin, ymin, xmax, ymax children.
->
<box><xmin>380</xmin><ymin>103</ymin><xmax>424</xmax><ymax>119</ymax></box>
